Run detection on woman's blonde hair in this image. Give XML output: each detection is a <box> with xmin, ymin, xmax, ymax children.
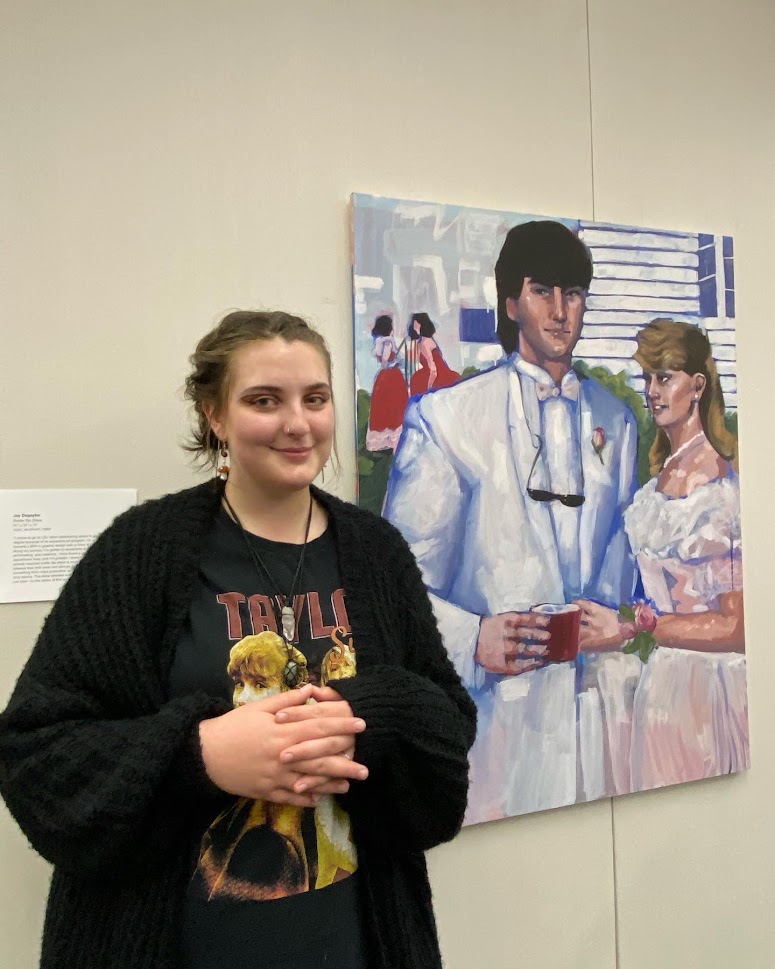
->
<box><xmin>183</xmin><ymin>309</ymin><xmax>336</xmax><ymax>469</ymax></box>
<box><xmin>634</xmin><ymin>318</ymin><xmax>737</xmax><ymax>474</ymax></box>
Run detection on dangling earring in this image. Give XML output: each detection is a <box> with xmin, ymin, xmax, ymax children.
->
<box><xmin>217</xmin><ymin>440</ymin><xmax>230</xmax><ymax>481</ymax></box>
<box><xmin>321</xmin><ymin>463</ymin><xmax>326</xmax><ymax>484</ymax></box>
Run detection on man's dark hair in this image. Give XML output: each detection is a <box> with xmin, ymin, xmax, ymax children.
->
<box><xmin>495</xmin><ymin>220</ymin><xmax>593</xmax><ymax>354</ymax></box>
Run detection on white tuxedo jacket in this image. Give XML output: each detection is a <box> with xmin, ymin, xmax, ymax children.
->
<box><xmin>384</xmin><ymin>359</ymin><xmax>639</xmax><ymax>690</ymax></box>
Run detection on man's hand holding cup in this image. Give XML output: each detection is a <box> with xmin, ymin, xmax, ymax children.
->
<box><xmin>476</xmin><ymin>612</ymin><xmax>551</xmax><ymax>675</ymax></box>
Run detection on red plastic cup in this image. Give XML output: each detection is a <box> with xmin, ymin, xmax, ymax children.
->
<box><xmin>531</xmin><ymin>603</ymin><xmax>581</xmax><ymax>663</ymax></box>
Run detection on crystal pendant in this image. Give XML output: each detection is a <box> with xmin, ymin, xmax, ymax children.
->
<box><xmin>281</xmin><ymin>604</ymin><xmax>295</xmax><ymax>644</ymax></box>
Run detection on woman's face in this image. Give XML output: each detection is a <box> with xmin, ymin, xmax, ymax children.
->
<box><xmin>643</xmin><ymin>368</ymin><xmax>705</xmax><ymax>430</ymax></box>
<box><xmin>209</xmin><ymin>338</ymin><xmax>335</xmax><ymax>497</ymax></box>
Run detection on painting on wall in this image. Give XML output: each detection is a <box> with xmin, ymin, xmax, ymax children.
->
<box><xmin>351</xmin><ymin>193</ymin><xmax>748</xmax><ymax>824</ymax></box>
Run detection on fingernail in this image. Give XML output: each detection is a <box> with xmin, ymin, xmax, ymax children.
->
<box><xmin>276</xmin><ymin>711</ymin><xmax>287</xmax><ymax>721</ymax></box>
<box><xmin>357</xmin><ymin>768</ymin><xmax>368</xmax><ymax>780</ymax></box>
<box><xmin>296</xmin><ymin>781</ymin><xmax>308</xmax><ymax>793</ymax></box>
<box><xmin>280</xmin><ymin>751</ymin><xmax>294</xmax><ymax>763</ymax></box>
<box><xmin>354</xmin><ymin>719</ymin><xmax>366</xmax><ymax>731</ymax></box>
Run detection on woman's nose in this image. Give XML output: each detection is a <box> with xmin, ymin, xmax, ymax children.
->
<box><xmin>285</xmin><ymin>404</ymin><xmax>310</xmax><ymax>434</ymax></box>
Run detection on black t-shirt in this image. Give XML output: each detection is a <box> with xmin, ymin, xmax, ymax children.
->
<box><xmin>169</xmin><ymin>507</ymin><xmax>366</xmax><ymax>969</ymax></box>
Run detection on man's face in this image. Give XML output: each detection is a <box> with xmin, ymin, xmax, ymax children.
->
<box><xmin>507</xmin><ymin>277</ymin><xmax>586</xmax><ymax>367</ymax></box>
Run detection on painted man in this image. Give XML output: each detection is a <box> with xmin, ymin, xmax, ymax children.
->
<box><xmin>383</xmin><ymin>220</ymin><xmax>640</xmax><ymax>821</ymax></box>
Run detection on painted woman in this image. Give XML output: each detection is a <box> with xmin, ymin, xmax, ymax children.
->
<box><xmin>366</xmin><ymin>314</ymin><xmax>408</xmax><ymax>451</ymax></box>
<box><xmin>577</xmin><ymin>318</ymin><xmax>748</xmax><ymax>790</ymax></box>
<box><xmin>407</xmin><ymin>312</ymin><xmax>460</xmax><ymax>397</ymax></box>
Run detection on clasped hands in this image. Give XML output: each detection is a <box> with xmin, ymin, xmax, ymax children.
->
<box><xmin>199</xmin><ymin>683</ymin><xmax>368</xmax><ymax>809</ymax></box>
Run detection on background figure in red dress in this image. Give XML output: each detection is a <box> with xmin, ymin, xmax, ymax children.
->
<box><xmin>366</xmin><ymin>315</ymin><xmax>409</xmax><ymax>451</ymax></box>
<box><xmin>407</xmin><ymin>312</ymin><xmax>460</xmax><ymax>397</ymax></box>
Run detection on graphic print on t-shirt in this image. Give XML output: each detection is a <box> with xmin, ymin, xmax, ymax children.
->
<box><xmin>194</xmin><ymin>597</ymin><xmax>358</xmax><ymax>903</ymax></box>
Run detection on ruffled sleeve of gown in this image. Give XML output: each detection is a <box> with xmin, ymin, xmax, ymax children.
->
<box><xmin>624</xmin><ymin>473</ymin><xmax>743</xmax><ymax>606</ymax></box>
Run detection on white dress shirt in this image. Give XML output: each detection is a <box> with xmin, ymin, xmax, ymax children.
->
<box><xmin>514</xmin><ymin>356</ymin><xmax>583</xmax><ymax>600</ymax></box>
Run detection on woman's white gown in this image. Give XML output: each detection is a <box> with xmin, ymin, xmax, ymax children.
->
<box><xmin>624</xmin><ymin>470</ymin><xmax>749</xmax><ymax>791</ymax></box>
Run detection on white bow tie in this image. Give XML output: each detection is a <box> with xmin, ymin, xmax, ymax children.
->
<box><xmin>534</xmin><ymin>371</ymin><xmax>580</xmax><ymax>402</ymax></box>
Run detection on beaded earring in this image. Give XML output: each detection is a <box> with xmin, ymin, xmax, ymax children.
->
<box><xmin>217</xmin><ymin>440</ymin><xmax>230</xmax><ymax>481</ymax></box>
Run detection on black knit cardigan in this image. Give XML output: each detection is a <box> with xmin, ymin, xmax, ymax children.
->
<box><xmin>0</xmin><ymin>481</ymin><xmax>476</xmax><ymax>969</ymax></box>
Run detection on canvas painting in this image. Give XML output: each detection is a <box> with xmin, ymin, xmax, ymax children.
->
<box><xmin>351</xmin><ymin>193</ymin><xmax>748</xmax><ymax>824</ymax></box>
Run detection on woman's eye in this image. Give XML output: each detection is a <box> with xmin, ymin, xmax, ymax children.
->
<box><xmin>250</xmin><ymin>396</ymin><xmax>276</xmax><ymax>408</ymax></box>
<box><xmin>307</xmin><ymin>395</ymin><xmax>329</xmax><ymax>406</ymax></box>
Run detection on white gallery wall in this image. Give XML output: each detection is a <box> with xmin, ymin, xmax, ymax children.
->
<box><xmin>1</xmin><ymin>1</ymin><xmax>773</xmax><ymax>966</ymax></box>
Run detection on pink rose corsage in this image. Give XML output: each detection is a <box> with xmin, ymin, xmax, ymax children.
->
<box><xmin>619</xmin><ymin>601</ymin><xmax>658</xmax><ymax>662</ymax></box>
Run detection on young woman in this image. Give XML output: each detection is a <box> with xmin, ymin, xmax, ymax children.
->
<box><xmin>0</xmin><ymin>310</ymin><xmax>476</xmax><ymax>969</ymax></box>
<box><xmin>407</xmin><ymin>312</ymin><xmax>460</xmax><ymax>397</ymax></box>
<box><xmin>366</xmin><ymin>314</ymin><xmax>408</xmax><ymax>451</ymax></box>
<box><xmin>576</xmin><ymin>318</ymin><xmax>748</xmax><ymax>790</ymax></box>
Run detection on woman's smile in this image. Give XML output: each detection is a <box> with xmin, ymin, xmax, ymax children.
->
<box><xmin>273</xmin><ymin>446</ymin><xmax>313</xmax><ymax>461</ymax></box>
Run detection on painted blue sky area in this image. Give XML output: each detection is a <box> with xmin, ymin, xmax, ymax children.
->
<box><xmin>352</xmin><ymin>195</ymin><xmax>738</xmax><ymax>410</ymax></box>
<box><xmin>351</xmin><ymin>194</ymin><xmax>721</xmax><ymax>245</ymax></box>
<box><xmin>351</xmin><ymin>192</ymin><xmax>578</xmax><ymax>231</ymax></box>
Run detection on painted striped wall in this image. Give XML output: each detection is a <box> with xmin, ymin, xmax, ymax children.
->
<box><xmin>576</xmin><ymin>222</ymin><xmax>737</xmax><ymax>410</ymax></box>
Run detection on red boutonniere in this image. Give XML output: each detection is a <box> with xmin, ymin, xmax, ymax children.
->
<box><xmin>592</xmin><ymin>426</ymin><xmax>606</xmax><ymax>464</ymax></box>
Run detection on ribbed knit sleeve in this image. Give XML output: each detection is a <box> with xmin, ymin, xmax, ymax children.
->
<box><xmin>0</xmin><ymin>491</ymin><xmax>230</xmax><ymax>877</ymax></box>
<box><xmin>329</xmin><ymin>507</ymin><xmax>477</xmax><ymax>853</ymax></box>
